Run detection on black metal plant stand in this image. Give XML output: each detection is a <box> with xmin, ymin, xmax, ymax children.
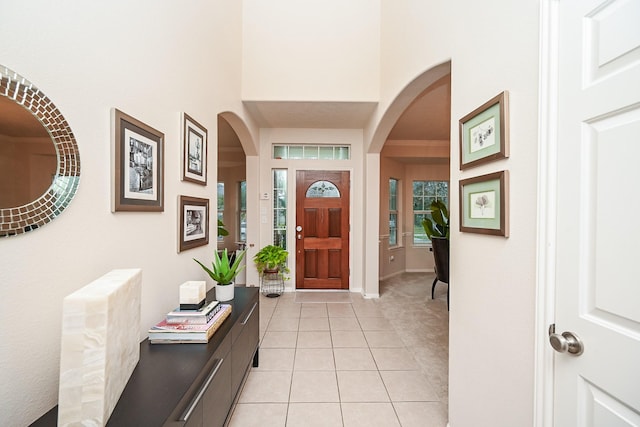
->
<box><xmin>260</xmin><ymin>271</ymin><xmax>284</xmax><ymax>298</ymax></box>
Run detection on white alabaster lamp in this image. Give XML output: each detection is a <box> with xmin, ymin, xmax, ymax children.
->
<box><xmin>58</xmin><ymin>268</ymin><xmax>142</xmax><ymax>426</ymax></box>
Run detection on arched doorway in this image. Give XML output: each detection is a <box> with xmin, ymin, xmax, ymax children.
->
<box><xmin>217</xmin><ymin>112</ymin><xmax>257</xmax><ymax>285</ymax></box>
<box><xmin>366</xmin><ymin>61</ymin><xmax>452</xmax><ymax>420</ymax></box>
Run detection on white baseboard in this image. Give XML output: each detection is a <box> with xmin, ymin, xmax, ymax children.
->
<box><xmin>405</xmin><ymin>268</ymin><xmax>435</xmax><ymax>273</ymax></box>
<box><xmin>379</xmin><ymin>270</ymin><xmax>404</xmax><ymax>281</ymax></box>
<box><xmin>380</xmin><ymin>268</ymin><xmax>435</xmax><ymax>281</ymax></box>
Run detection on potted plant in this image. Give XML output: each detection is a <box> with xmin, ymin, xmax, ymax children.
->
<box><xmin>218</xmin><ymin>219</ymin><xmax>229</xmax><ymax>237</ymax></box>
<box><xmin>194</xmin><ymin>248</ymin><xmax>246</xmax><ymax>301</ymax></box>
<box><xmin>422</xmin><ymin>200</ymin><xmax>450</xmax><ymax>309</ymax></box>
<box><xmin>253</xmin><ymin>244</ymin><xmax>289</xmax><ymax>278</ymax></box>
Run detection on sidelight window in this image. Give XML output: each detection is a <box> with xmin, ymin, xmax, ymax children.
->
<box><xmin>273</xmin><ymin>169</ymin><xmax>287</xmax><ymax>249</ymax></box>
<box><xmin>239</xmin><ymin>181</ymin><xmax>246</xmax><ymax>242</ymax></box>
<box><xmin>389</xmin><ymin>178</ymin><xmax>399</xmax><ymax>247</ymax></box>
<box><xmin>217</xmin><ymin>182</ymin><xmax>224</xmax><ymax>241</ymax></box>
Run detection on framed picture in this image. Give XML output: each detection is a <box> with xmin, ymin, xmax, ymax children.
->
<box><xmin>459</xmin><ymin>91</ymin><xmax>509</xmax><ymax>170</ymax></box>
<box><xmin>179</xmin><ymin>195</ymin><xmax>210</xmax><ymax>252</ymax></box>
<box><xmin>112</xmin><ymin>109</ymin><xmax>164</xmax><ymax>212</ymax></box>
<box><xmin>182</xmin><ymin>113</ymin><xmax>208</xmax><ymax>185</ymax></box>
<box><xmin>459</xmin><ymin>170</ymin><xmax>509</xmax><ymax>236</ymax></box>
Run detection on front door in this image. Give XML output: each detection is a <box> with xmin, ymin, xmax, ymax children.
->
<box><xmin>553</xmin><ymin>0</ymin><xmax>640</xmax><ymax>424</ymax></box>
<box><xmin>295</xmin><ymin>170</ymin><xmax>350</xmax><ymax>289</ymax></box>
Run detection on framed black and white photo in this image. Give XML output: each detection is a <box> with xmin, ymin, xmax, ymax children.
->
<box><xmin>179</xmin><ymin>195</ymin><xmax>209</xmax><ymax>252</ymax></box>
<box><xmin>112</xmin><ymin>109</ymin><xmax>164</xmax><ymax>211</ymax></box>
<box><xmin>182</xmin><ymin>113</ymin><xmax>208</xmax><ymax>185</ymax></box>
<box><xmin>459</xmin><ymin>91</ymin><xmax>509</xmax><ymax>170</ymax></box>
<box><xmin>459</xmin><ymin>170</ymin><xmax>509</xmax><ymax>237</ymax></box>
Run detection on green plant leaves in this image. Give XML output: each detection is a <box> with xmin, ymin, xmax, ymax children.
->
<box><xmin>253</xmin><ymin>244</ymin><xmax>289</xmax><ymax>278</ymax></box>
<box><xmin>194</xmin><ymin>248</ymin><xmax>246</xmax><ymax>285</ymax></box>
<box><xmin>217</xmin><ymin>219</ymin><xmax>229</xmax><ymax>237</ymax></box>
<box><xmin>421</xmin><ymin>200</ymin><xmax>450</xmax><ymax>240</ymax></box>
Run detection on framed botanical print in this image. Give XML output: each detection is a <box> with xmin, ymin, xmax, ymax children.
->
<box><xmin>459</xmin><ymin>91</ymin><xmax>509</xmax><ymax>170</ymax></box>
<box><xmin>459</xmin><ymin>170</ymin><xmax>509</xmax><ymax>237</ymax></box>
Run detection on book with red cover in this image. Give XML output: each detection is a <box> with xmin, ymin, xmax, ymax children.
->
<box><xmin>166</xmin><ymin>300</ymin><xmax>221</xmax><ymax>324</ymax></box>
<box><xmin>149</xmin><ymin>304</ymin><xmax>232</xmax><ymax>343</ymax></box>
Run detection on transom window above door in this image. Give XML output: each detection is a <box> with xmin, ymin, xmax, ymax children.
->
<box><xmin>273</xmin><ymin>145</ymin><xmax>350</xmax><ymax>160</ymax></box>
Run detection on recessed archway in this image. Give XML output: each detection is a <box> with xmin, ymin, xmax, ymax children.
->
<box><xmin>363</xmin><ymin>60</ymin><xmax>452</xmax><ymax>297</ymax></box>
<box><xmin>216</xmin><ymin>112</ymin><xmax>257</xmax><ymax>285</ymax></box>
<box><xmin>367</xmin><ymin>59</ymin><xmax>452</xmax><ymax>422</ymax></box>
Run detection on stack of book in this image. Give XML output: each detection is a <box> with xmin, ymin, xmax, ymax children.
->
<box><xmin>148</xmin><ymin>300</ymin><xmax>232</xmax><ymax>344</ymax></box>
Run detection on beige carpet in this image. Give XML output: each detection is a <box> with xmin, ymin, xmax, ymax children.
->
<box><xmin>293</xmin><ymin>291</ymin><xmax>352</xmax><ymax>303</ymax></box>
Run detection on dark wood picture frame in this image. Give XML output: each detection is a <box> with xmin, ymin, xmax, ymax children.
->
<box><xmin>459</xmin><ymin>91</ymin><xmax>509</xmax><ymax>170</ymax></box>
<box><xmin>459</xmin><ymin>170</ymin><xmax>509</xmax><ymax>237</ymax></box>
<box><xmin>112</xmin><ymin>108</ymin><xmax>164</xmax><ymax>212</ymax></box>
<box><xmin>181</xmin><ymin>113</ymin><xmax>208</xmax><ymax>185</ymax></box>
<box><xmin>178</xmin><ymin>195</ymin><xmax>209</xmax><ymax>252</ymax></box>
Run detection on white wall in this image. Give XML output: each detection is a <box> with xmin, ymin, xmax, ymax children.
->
<box><xmin>448</xmin><ymin>3</ymin><xmax>540</xmax><ymax>424</ymax></box>
<box><xmin>242</xmin><ymin>0</ymin><xmax>380</xmax><ymax>101</ymax></box>
<box><xmin>0</xmin><ymin>1</ymin><xmax>542</xmax><ymax>426</ymax></box>
<box><xmin>375</xmin><ymin>1</ymin><xmax>541</xmax><ymax>425</ymax></box>
<box><xmin>0</xmin><ymin>1</ymin><xmax>255</xmax><ymax>425</ymax></box>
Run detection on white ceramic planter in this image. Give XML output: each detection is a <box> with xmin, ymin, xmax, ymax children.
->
<box><xmin>215</xmin><ymin>282</ymin><xmax>234</xmax><ymax>301</ymax></box>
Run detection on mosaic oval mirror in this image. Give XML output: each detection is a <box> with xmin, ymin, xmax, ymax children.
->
<box><xmin>0</xmin><ymin>65</ymin><xmax>81</xmax><ymax>237</ymax></box>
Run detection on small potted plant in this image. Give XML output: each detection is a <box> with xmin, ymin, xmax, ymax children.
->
<box><xmin>422</xmin><ymin>200</ymin><xmax>449</xmax><ymax>241</ymax></box>
<box><xmin>253</xmin><ymin>244</ymin><xmax>289</xmax><ymax>278</ymax></box>
<box><xmin>194</xmin><ymin>248</ymin><xmax>246</xmax><ymax>301</ymax></box>
<box><xmin>422</xmin><ymin>200</ymin><xmax>450</xmax><ymax>309</ymax></box>
<box><xmin>217</xmin><ymin>219</ymin><xmax>229</xmax><ymax>237</ymax></box>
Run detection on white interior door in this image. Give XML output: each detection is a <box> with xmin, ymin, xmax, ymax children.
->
<box><xmin>553</xmin><ymin>0</ymin><xmax>640</xmax><ymax>425</ymax></box>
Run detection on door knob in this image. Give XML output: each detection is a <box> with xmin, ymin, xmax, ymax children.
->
<box><xmin>548</xmin><ymin>324</ymin><xmax>584</xmax><ymax>356</ymax></box>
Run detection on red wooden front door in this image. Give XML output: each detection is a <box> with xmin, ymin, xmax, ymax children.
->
<box><xmin>295</xmin><ymin>171</ymin><xmax>350</xmax><ymax>289</ymax></box>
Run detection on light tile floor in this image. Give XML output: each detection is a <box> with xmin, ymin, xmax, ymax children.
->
<box><xmin>228</xmin><ymin>272</ymin><xmax>449</xmax><ymax>427</ymax></box>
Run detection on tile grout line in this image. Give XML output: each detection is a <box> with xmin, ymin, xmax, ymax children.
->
<box><xmin>233</xmin><ymin>275</ymin><xmax>447</xmax><ymax>426</ymax></box>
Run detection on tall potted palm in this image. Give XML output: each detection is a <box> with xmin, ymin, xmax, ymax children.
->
<box><xmin>194</xmin><ymin>248</ymin><xmax>246</xmax><ymax>301</ymax></box>
<box><xmin>422</xmin><ymin>200</ymin><xmax>449</xmax><ymax>309</ymax></box>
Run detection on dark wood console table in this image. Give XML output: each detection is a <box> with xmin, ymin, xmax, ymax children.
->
<box><xmin>31</xmin><ymin>286</ymin><xmax>259</xmax><ymax>427</ymax></box>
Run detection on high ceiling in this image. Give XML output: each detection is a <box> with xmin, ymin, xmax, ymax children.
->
<box><xmin>383</xmin><ymin>73</ymin><xmax>451</xmax><ymax>164</ymax></box>
<box><xmin>243</xmin><ymin>101</ymin><xmax>377</xmax><ymax>129</ymax></box>
<box><xmin>387</xmin><ymin>74</ymin><xmax>450</xmax><ymax>141</ymax></box>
